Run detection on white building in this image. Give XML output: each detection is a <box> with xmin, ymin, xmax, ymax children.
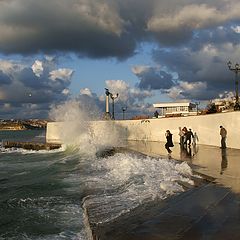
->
<box><xmin>153</xmin><ymin>102</ymin><xmax>197</xmax><ymax>117</ymax></box>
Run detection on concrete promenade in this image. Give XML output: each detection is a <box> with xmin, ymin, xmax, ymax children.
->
<box><xmin>95</xmin><ymin>142</ymin><xmax>240</xmax><ymax>240</ymax></box>
<box><xmin>128</xmin><ymin>141</ymin><xmax>240</xmax><ymax>193</ymax></box>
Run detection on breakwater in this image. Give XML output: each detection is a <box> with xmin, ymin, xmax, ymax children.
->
<box><xmin>2</xmin><ymin>141</ymin><xmax>61</xmax><ymax>150</ymax></box>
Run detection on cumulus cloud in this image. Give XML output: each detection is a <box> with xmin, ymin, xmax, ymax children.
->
<box><xmin>105</xmin><ymin>79</ymin><xmax>152</xmax><ymax>103</ymax></box>
<box><xmin>49</xmin><ymin>68</ymin><xmax>73</xmax><ymax>81</ymax></box>
<box><xmin>231</xmin><ymin>25</ymin><xmax>240</xmax><ymax>34</ymax></box>
<box><xmin>32</xmin><ymin>60</ymin><xmax>43</xmax><ymax>77</ymax></box>
<box><xmin>0</xmin><ymin>56</ymin><xmax>74</xmax><ymax>118</ymax></box>
<box><xmin>104</xmin><ymin>79</ymin><xmax>153</xmax><ymax>117</ymax></box>
<box><xmin>62</xmin><ymin>88</ymin><xmax>70</xmax><ymax>96</ymax></box>
<box><xmin>166</xmin><ymin>81</ymin><xmax>208</xmax><ymax>100</ymax></box>
<box><xmin>61</xmin><ymin>79</ymin><xmax>154</xmax><ymax>120</ymax></box>
<box><xmin>80</xmin><ymin>88</ymin><xmax>94</xmax><ymax>97</ymax></box>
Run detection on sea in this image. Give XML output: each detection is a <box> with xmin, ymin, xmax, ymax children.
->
<box><xmin>0</xmin><ymin>129</ymin><xmax>194</xmax><ymax>240</ymax></box>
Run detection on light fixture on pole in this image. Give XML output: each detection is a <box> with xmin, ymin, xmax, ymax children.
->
<box><xmin>110</xmin><ymin>93</ymin><xmax>119</xmax><ymax>120</ymax></box>
<box><xmin>103</xmin><ymin>88</ymin><xmax>111</xmax><ymax>119</ymax></box>
<box><xmin>227</xmin><ymin>61</ymin><xmax>240</xmax><ymax>111</ymax></box>
<box><xmin>121</xmin><ymin>106</ymin><xmax>127</xmax><ymax>120</ymax></box>
<box><xmin>195</xmin><ymin>102</ymin><xmax>200</xmax><ymax>115</ymax></box>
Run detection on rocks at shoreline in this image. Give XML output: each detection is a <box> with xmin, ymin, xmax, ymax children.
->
<box><xmin>2</xmin><ymin>141</ymin><xmax>61</xmax><ymax>150</ymax></box>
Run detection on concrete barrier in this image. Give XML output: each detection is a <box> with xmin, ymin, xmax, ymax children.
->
<box><xmin>46</xmin><ymin>111</ymin><xmax>240</xmax><ymax>149</ymax></box>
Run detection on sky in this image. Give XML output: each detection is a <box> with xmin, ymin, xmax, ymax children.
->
<box><xmin>1</xmin><ymin>0</ymin><xmax>240</xmax><ymax>119</ymax></box>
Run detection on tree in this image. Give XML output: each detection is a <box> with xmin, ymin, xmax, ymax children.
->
<box><xmin>206</xmin><ymin>102</ymin><xmax>217</xmax><ymax>114</ymax></box>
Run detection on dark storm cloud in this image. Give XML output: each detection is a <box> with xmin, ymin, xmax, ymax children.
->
<box><xmin>188</xmin><ymin>24</ymin><xmax>240</xmax><ymax>52</ymax></box>
<box><xmin>1</xmin><ymin>0</ymin><xmax>240</xmax><ymax>112</ymax></box>
<box><xmin>150</xmin><ymin>37</ymin><xmax>240</xmax><ymax>100</ymax></box>
<box><xmin>1</xmin><ymin>0</ymin><xmax>240</xmax><ymax>58</ymax></box>
<box><xmin>130</xmin><ymin>19</ymin><xmax>240</xmax><ymax>101</ymax></box>
<box><xmin>0</xmin><ymin>0</ymin><xmax>137</xmax><ymax>58</ymax></box>
<box><xmin>133</xmin><ymin>66</ymin><xmax>175</xmax><ymax>90</ymax></box>
<box><xmin>18</xmin><ymin>68</ymin><xmax>44</xmax><ymax>88</ymax></box>
<box><xmin>0</xmin><ymin>70</ymin><xmax>11</xmax><ymax>85</ymax></box>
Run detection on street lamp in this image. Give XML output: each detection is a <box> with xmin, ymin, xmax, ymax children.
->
<box><xmin>121</xmin><ymin>106</ymin><xmax>127</xmax><ymax>120</ymax></box>
<box><xmin>104</xmin><ymin>88</ymin><xmax>111</xmax><ymax>119</ymax></box>
<box><xmin>227</xmin><ymin>61</ymin><xmax>240</xmax><ymax>111</ymax></box>
<box><xmin>110</xmin><ymin>93</ymin><xmax>119</xmax><ymax>120</ymax></box>
<box><xmin>195</xmin><ymin>102</ymin><xmax>200</xmax><ymax>115</ymax></box>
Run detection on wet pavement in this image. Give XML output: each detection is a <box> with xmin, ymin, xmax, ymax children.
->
<box><xmin>94</xmin><ymin>141</ymin><xmax>240</xmax><ymax>240</ymax></box>
<box><xmin>128</xmin><ymin>141</ymin><xmax>240</xmax><ymax>193</ymax></box>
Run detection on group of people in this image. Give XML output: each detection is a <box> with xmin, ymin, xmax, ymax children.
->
<box><xmin>165</xmin><ymin>127</ymin><xmax>196</xmax><ymax>154</ymax></box>
<box><xmin>178</xmin><ymin>127</ymin><xmax>197</xmax><ymax>146</ymax></box>
<box><xmin>165</xmin><ymin>125</ymin><xmax>227</xmax><ymax>154</ymax></box>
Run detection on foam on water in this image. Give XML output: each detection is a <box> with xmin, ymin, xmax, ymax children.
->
<box><xmin>0</xmin><ymin>146</ymin><xmax>64</xmax><ymax>154</ymax></box>
<box><xmin>63</xmin><ymin>151</ymin><xmax>195</xmax><ymax>225</ymax></box>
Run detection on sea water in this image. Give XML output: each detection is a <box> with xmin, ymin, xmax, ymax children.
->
<box><xmin>0</xmin><ymin>130</ymin><xmax>194</xmax><ymax>240</ymax></box>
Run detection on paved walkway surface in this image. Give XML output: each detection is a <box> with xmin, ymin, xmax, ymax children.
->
<box><xmin>95</xmin><ymin>142</ymin><xmax>240</xmax><ymax>240</ymax></box>
<box><xmin>128</xmin><ymin>141</ymin><xmax>240</xmax><ymax>193</ymax></box>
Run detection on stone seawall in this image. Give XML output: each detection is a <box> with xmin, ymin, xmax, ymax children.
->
<box><xmin>46</xmin><ymin>111</ymin><xmax>240</xmax><ymax>149</ymax></box>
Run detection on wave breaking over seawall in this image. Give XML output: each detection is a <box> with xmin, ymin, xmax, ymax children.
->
<box><xmin>48</xmin><ymin>100</ymin><xmax>198</xmax><ymax>239</ymax></box>
<box><xmin>49</xmin><ymin>99</ymin><xmax>126</xmax><ymax>156</ymax></box>
<box><xmin>78</xmin><ymin>151</ymin><xmax>195</xmax><ymax>236</ymax></box>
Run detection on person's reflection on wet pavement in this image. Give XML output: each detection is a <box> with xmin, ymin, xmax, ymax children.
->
<box><xmin>220</xmin><ymin>148</ymin><xmax>228</xmax><ymax>175</ymax></box>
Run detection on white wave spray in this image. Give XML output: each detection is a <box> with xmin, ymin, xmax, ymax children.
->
<box><xmin>49</xmin><ymin>99</ymin><xmax>126</xmax><ymax>155</ymax></box>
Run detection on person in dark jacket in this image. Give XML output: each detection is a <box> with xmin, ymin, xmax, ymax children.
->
<box><xmin>220</xmin><ymin>126</ymin><xmax>227</xmax><ymax>149</ymax></box>
<box><xmin>165</xmin><ymin>130</ymin><xmax>174</xmax><ymax>153</ymax></box>
<box><xmin>184</xmin><ymin>128</ymin><xmax>194</xmax><ymax>146</ymax></box>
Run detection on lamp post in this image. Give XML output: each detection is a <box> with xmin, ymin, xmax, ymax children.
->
<box><xmin>227</xmin><ymin>61</ymin><xmax>240</xmax><ymax>111</ymax></box>
<box><xmin>122</xmin><ymin>106</ymin><xmax>127</xmax><ymax>120</ymax></box>
<box><xmin>110</xmin><ymin>93</ymin><xmax>119</xmax><ymax>120</ymax></box>
<box><xmin>104</xmin><ymin>88</ymin><xmax>111</xmax><ymax>119</ymax></box>
<box><xmin>195</xmin><ymin>102</ymin><xmax>200</xmax><ymax>115</ymax></box>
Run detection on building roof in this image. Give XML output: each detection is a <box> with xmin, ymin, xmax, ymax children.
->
<box><xmin>153</xmin><ymin>102</ymin><xmax>194</xmax><ymax>108</ymax></box>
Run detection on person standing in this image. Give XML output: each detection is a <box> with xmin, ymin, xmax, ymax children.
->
<box><xmin>182</xmin><ymin>127</ymin><xmax>188</xmax><ymax>144</ymax></box>
<box><xmin>220</xmin><ymin>126</ymin><xmax>227</xmax><ymax>149</ymax></box>
<box><xmin>165</xmin><ymin>130</ymin><xmax>174</xmax><ymax>153</ymax></box>
<box><xmin>154</xmin><ymin>110</ymin><xmax>159</xmax><ymax>118</ymax></box>
<box><xmin>184</xmin><ymin>128</ymin><xmax>194</xmax><ymax>146</ymax></box>
<box><xmin>192</xmin><ymin>132</ymin><xmax>199</xmax><ymax>145</ymax></box>
<box><xmin>178</xmin><ymin>127</ymin><xmax>184</xmax><ymax>146</ymax></box>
